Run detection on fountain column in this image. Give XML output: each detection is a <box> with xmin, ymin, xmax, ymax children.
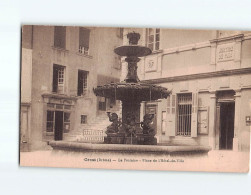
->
<box><xmin>124</xmin><ymin>57</ymin><xmax>140</xmax><ymax>83</ymax></box>
<box><xmin>122</xmin><ymin>101</ymin><xmax>141</xmax><ymax>124</ymax></box>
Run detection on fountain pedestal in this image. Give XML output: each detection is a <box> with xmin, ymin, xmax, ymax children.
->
<box><xmin>104</xmin><ymin>133</ymin><xmax>125</xmax><ymax>144</ymax></box>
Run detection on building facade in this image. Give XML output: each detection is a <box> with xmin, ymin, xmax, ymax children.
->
<box><xmin>122</xmin><ymin>28</ymin><xmax>251</xmax><ymax>152</ymax></box>
<box><xmin>20</xmin><ymin>25</ymin><xmax>123</xmax><ymax>151</ymax></box>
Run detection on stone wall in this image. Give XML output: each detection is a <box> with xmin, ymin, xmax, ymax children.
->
<box><xmin>21</xmin><ymin>25</ymin><xmax>123</xmax><ymax>150</ymax></box>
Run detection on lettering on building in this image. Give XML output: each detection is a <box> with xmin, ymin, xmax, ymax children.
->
<box><xmin>217</xmin><ymin>43</ymin><xmax>234</xmax><ymax>62</ymax></box>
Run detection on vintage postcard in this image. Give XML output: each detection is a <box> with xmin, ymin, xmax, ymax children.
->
<box><xmin>20</xmin><ymin>25</ymin><xmax>251</xmax><ymax>172</ymax></box>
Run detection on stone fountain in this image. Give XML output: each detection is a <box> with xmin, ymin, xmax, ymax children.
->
<box><xmin>93</xmin><ymin>32</ymin><xmax>170</xmax><ymax>145</ymax></box>
<box><xmin>49</xmin><ymin>32</ymin><xmax>211</xmax><ymax>155</ymax></box>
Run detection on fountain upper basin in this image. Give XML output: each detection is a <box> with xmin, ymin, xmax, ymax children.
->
<box><xmin>93</xmin><ymin>82</ymin><xmax>171</xmax><ymax>102</ymax></box>
<box><xmin>114</xmin><ymin>45</ymin><xmax>152</xmax><ymax>57</ymax></box>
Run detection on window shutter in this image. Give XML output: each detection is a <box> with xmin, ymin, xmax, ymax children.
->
<box><xmin>166</xmin><ymin>94</ymin><xmax>176</xmax><ymax>136</ymax></box>
<box><xmin>54</xmin><ymin>26</ymin><xmax>66</xmax><ymax>49</ymax></box>
<box><xmin>191</xmin><ymin>93</ymin><xmax>198</xmax><ymax>137</ymax></box>
<box><xmin>79</xmin><ymin>28</ymin><xmax>90</xmax><ymax>48</ymax></box>
<box><xmin>52</xmin><ymin>66</ymin><xmax>58</xmax><ymax>92</ymax></box>
<box><xmin>77</xmin><ymin>71</ymin><xmax>83</xmax><ymax>96</ymax></box>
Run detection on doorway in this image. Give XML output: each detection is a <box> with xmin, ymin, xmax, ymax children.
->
<box><xmin>54</xmin><ymin>111</ymin><xmax>63</xmax><ymax>140</ymax></box>
<box><xmin>218</xmin><ymin>102</ymin><xmax>235</xmax><ymax>150</ymax></box>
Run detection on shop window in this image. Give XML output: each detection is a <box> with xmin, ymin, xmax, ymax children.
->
<box><xmin>54</xmin><ymin>26</ymin><xmax>66</xmax><ymax>49</ymax></box>
<box><xmin>81</xmin><ymin>115</ymin><xmax>87</xmax><ymax>124</ymax></box>
<box><xmin>79</xmin><ymin>27</ymin><xmax>90</xmax><ymax>55</ymax></box>
<box><xmin>146</xmin><ymin>28</ymin><xmax>160</xmax><ymax>51</ymax></box>
<box><xmin>46</xmin><ymin>104</ymin><xmax>71</xmax><ymax>134</ymax></box>
<box><xmin>77</xmin><ymin>70</ymin><xmax>88</xmax><ymax>96</ymax></box>
<box><xmin>177</xmin><ymin>93</ymin><xmax>192</xmax><ymax>136</ymax></box>
<box><xmin>63</xmin><ymin>112</ymin><xmax>70</xmax><ymax>133</ymax></box>
<box><xmin>53</xmin><ymin>64</ymin><xmax>65</xmax><ymax>94</ymax></box>
<box><xmin>46</xmin><ymin>111</ymin><xmax>54</xmax><ymax>132</ymax></box>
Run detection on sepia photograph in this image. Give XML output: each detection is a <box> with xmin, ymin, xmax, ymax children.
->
<box><xmin>20</xmin><ymin>25</ymin><xmax>251</xmax><ymax>172</ymax></box>
<box><xmin>2</xmin><ymin>0</ymin><xmax>251</xmax><ymax>194</ymax></box>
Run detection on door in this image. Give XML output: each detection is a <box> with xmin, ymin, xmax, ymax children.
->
<box><xmin>54</xmin><ymin>111</ymin><xmax>63</xmax><ymax>140</ymax></box>
<box><xmin>145</xmin><ymin>105</ymin><xmax>157</xmax><ymax>131</ymax></box>
<box><xmin>20</xmin><ymin>109</ymin><xmax>29</xmax><ymax>151</ymax></box>
<box><xmin>219</xmin><ymin>102</ymin><xmax>235</xmax><ymax>150</ymax></box>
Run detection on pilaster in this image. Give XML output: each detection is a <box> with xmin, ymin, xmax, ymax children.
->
<box><xmin>234</xmin><ymin>36</ymin><xmax>243</xmax><ymax>68</ymax></box>
<box><xmin>233</xmin><ymin>89</ymin><xmax>242</xmax><ymax>151</ymax></box>
<box><xmin>208</xmin><ymin>91</ymin><xmax>216</xmax><ymax>149</ymax></box>
<box><xmin>210</xmin><ymin>42</ymin><xmax>217</xmax><ymax>66</ymax></box>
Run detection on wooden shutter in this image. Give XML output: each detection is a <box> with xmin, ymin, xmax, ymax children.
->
<box><xmin>52</xmin><ymin>65</ymin><xmax>58</xmax><ymax>93</ymax></box>
<box><xmin>191</xmin><ymin>93</ymin><xmax>198</xmax><ymax>137</ymax></box>
<box><xmin>166</xmin><ymin>94</ymin><xmax>176</xmax><ymax>136</ymax></box>
<box><xmin>79</xmin><ymin>28</ymin><xmax>90</xmax><ymax>48</ymax></box>
<box><xmin>77</xmin><ymin>70</ymin><xmax>83</xmax><ymax>96</ymax></box>
<box><xmin>54</xmin><ymin>26</ymin><xmax>66</xmax><ymax>49</ymax></box>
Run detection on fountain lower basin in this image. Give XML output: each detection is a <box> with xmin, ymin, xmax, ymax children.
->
<box><xmin>49</xmin><ymin>141</ymin><xmax>211</xmax><ymax>156</ymax></box>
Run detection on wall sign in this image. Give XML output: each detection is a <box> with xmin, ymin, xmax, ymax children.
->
<box><xmin>145</xmin><ymin>57</ymin><xmax>157</xmax><ymax>72</ymax></box>
<box><xmin>198</xmin><ymin>107</ymin><xmax>209</xmax><ymax>135</ymax></box>
<box><xmin>216</xmin><ymin>43</ymin><xmax>234</xmax><ymax>62</ymax></box>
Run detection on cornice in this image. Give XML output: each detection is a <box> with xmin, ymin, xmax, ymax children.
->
<box><xmin>210</xmin><ymin>34</ymin><xmax>244</xmax><ymax>43</ymax></box>
<box><xmin>142</xmin><ymin>33</ymin><xmax>251</xmax><ymax>58</ymax></box>
<box><xmin>141</xmin><ymin>67</ymin><xmax>251</xmax><ymax>84</ymax></box>
<box><xmin>42</xmin><ymin>93</ymin><xmax>78</xmax><ymax>101</ymax></box>
<box><xmin>21</xmin><ymin>102</ymin><xmax>31</xmax><ymax>106</ymax></box>
<box><xmin>162</xmin><ymin>41</ymin><xmax>210</xmax><ymax>56</ymax></box>
<box><xmin>243</xmin><ymin>33</ymin><xmax>251</xmax><ymax>40</ymax></box>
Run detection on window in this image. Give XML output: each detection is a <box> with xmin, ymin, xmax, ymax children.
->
<box><xmin>54</xmin><ymin>26</ymin><xmax>66</xmax><ymax>49</ymax></box>
<box><xmin>81</xmin><ymin>115</ymin><xmax>87</xmax><ymax>124</ymax></box>
<box><xmin>63</xmin><ymin>112</ymin><xmax>70</xmax><ymax>133</ymax></box>
<box><xmin>98</xmin><ymin>97</ymin><xmax>106</xmax><ymax>111</ymax></box>
<box><xmin>46</xmin><ymin>111</ymin><xmax>54</xmax><ymax>132</ymax></box>
<box><xmin>46</xmin><ymin>109</ymin><xmax>71</xmax><ymax>133</ymax></box>
<box><xmin>177</xmin><ymin>93</ymin><xmax>192</xmax><ymax>136</ymax></box>
<box><xmin>53</xmin><ymin>64</ymin><xmax>65</xmax><ymax>94</ymax></box>
<box><xmin>147</xmin><ymin>28</ymin><xmax>160</xmax><ymax>51</ymax></box>
<box><xmin>79</xmin><ymin>27</ymin><xmax>90</xmax><ymax>55</ymax></box>
<box><xmin>77</xmin><ymin>70</ymin><xmax>88</xmax><ymax>96</ymax></box>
